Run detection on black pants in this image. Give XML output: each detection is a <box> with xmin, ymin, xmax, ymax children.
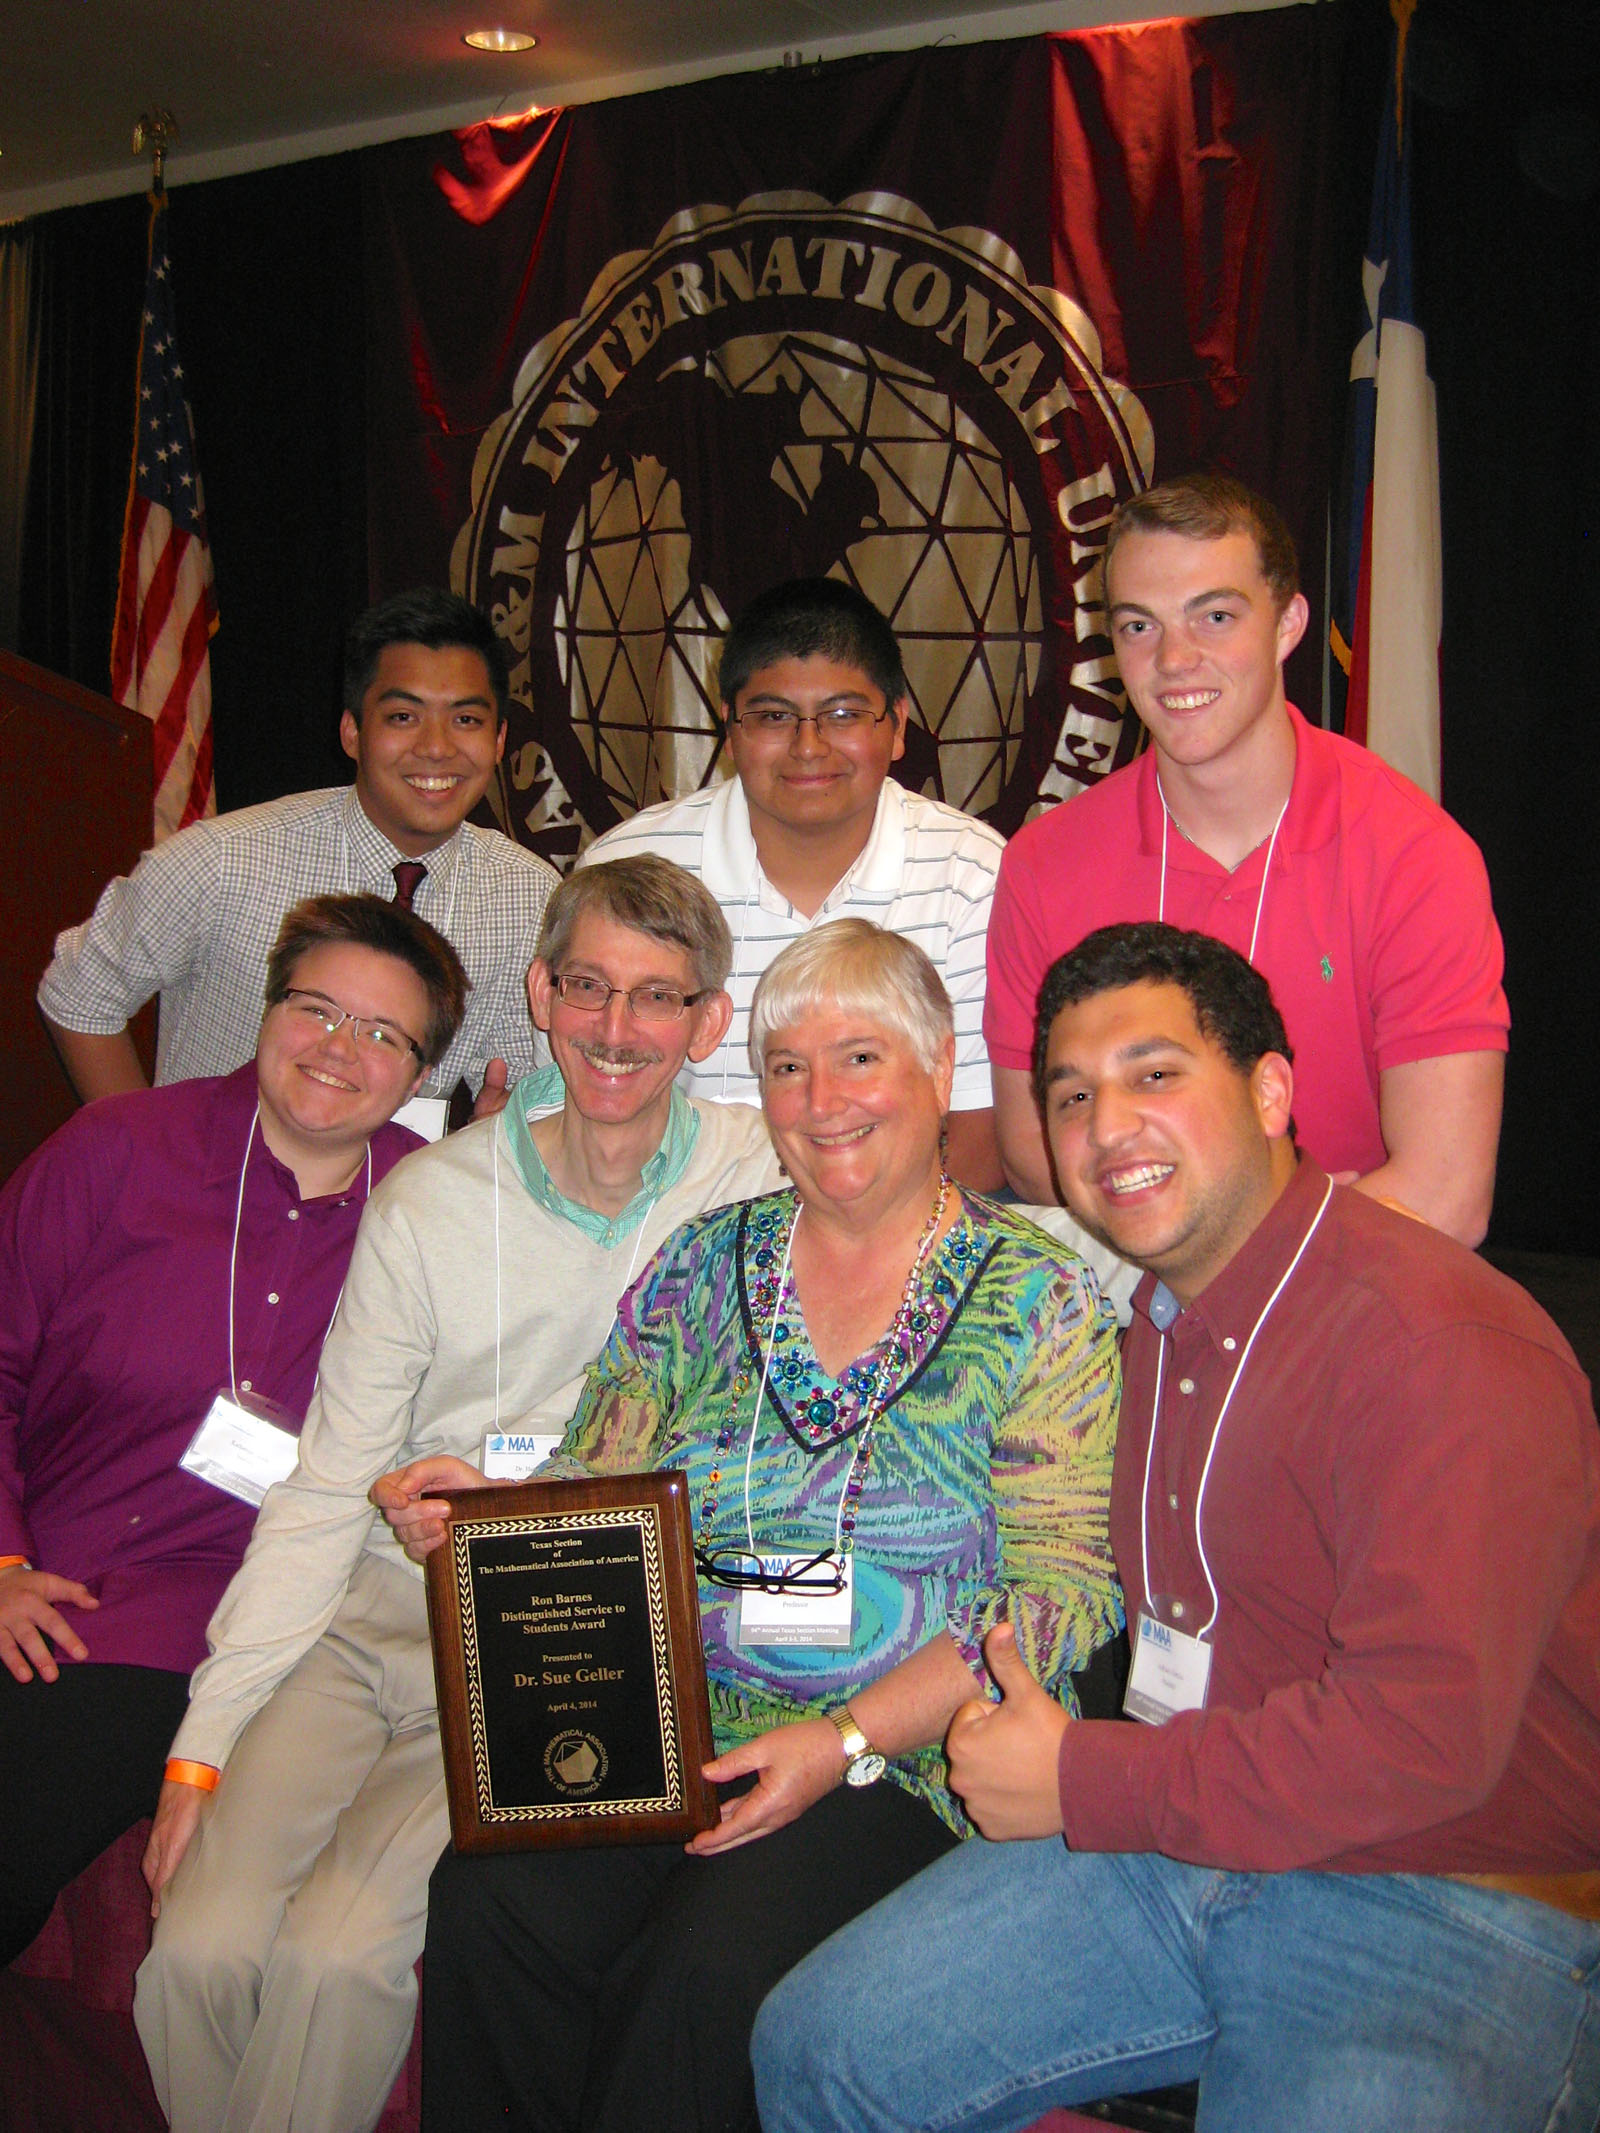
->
<box><xmin>0</xmin><ymin>1662</ymin><xmax>191</xmax><ymax>1966</ymax></box>
<box><xmin>421</xmin><ymin>1779</ymin><xmax>959</xmax><ymax>2133</ymax></box>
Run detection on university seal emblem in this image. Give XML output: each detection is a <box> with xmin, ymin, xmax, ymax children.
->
<box><xmin>454</xmin><ymin>191</ymin><xmax>1155</xmax><ymax>860</ymax></box>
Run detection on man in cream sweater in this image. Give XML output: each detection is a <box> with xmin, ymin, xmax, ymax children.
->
<box><xmin>133</xmin><ymin>855</ymin><xmax>779</xmax><ymax>2133</ymax></box>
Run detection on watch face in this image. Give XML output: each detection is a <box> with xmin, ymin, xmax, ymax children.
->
<box><xmin>845</xmin><ymin>1751</ymin><xmax>888</xmax><ymax>1788</ymax></box>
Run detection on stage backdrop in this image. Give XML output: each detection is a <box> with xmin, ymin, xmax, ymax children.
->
<box><xmin>365</xmin><ymin>8</ymin><xmax>1349</xmax><ymax>866</ymax></box>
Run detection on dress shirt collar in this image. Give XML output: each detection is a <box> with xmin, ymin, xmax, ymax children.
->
<box><xmin>201</xmin><ymin>1058</ymin><xmax>376</xmax><ymax>1210</ymax></box>
<box><xmin>1131</xmin><ymin>1156</ymin><xmax>1333</xmax><ymax>1358</ymax></box>
<box><xmin>1132</xmin><ymin>704</ymin><xmax>1341</xmax><ymax>874</ymax></box>
<box><xmin>501</xmin><ymin>1064</ymin><xmax>702</xmax><ymax>1243</ymax></box>
<box><xmin>698</xmin><ymin>774</ymin><xmax>905</xmax><ymax>911</ymax></box>
<box><xmin>201</xmin><ymin>1061</ymin><xmax>274</xmax><ymax>1187</ymax></box>
<box><xmin>340</xmin><ymin>784</ymin><xmax>470</xmax><ymax>887</ymax></box>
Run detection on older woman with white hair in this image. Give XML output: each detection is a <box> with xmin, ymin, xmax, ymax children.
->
<box><xmin>407</xmin><ymin>918</ymin><xmax>1123</xmax><ymax>2133</ymax></box>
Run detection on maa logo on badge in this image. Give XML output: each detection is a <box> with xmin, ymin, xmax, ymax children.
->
<box><xmin>455</xmin><ymin>191</ymin><xmax>1155</xmax><ymax>864</ymax></box>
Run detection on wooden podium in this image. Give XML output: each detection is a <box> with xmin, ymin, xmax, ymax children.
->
<box><xmin>0</xmin><ymin>649</ymin><xmax>155</xmax><ymax>1185</ymax></box>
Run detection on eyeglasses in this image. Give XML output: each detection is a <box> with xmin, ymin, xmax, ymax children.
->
<box><xmin>732</xmin><ymin>706</ymin><xmax>892</xmax><ymax>738</ymax></box>
<box><xmin>550</xmin><ymin>973</ymin><xmax>711</xmax><ymax>1023</ymax></box>
<box><xmin>693</xmin><ymin>1546</ymin><xmax>847</xmax><ymax>1595</ymax></box>
<box><xmin>278</xmin><ymin>989</ymin><xmax>424</xmax><ymax>1062</ymax></box>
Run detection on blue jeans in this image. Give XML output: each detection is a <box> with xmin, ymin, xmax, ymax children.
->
<box><xmin>752</xmin><ymin>1842</ymin><xmax>1600</xmax><ymax>2133</ymax></box>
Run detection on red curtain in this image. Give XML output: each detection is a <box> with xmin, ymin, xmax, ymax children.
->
<box><xmin>364</xmin><ymin>11</ymin><xmax>1348</xmax><ymax>861</ymax></box>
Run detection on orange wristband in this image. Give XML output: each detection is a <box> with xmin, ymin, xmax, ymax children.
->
<box><xmin>0</xmin><ymin>1556</ymin><xmax>30</xmax><ymax>1572</ymax></box>
<box><xmin>164</xmin><ymin>1758</ymin><xmax>221</xmax><ymax>1792</ymax></box>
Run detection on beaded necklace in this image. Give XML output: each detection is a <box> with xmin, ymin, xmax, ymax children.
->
<box><xmin>699</xmin><ymin>1173</ymin><xmax>952</xmax><ymax>1565</ymax></box>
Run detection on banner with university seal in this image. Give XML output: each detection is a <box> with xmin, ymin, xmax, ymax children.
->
<box><xmin>365</xmin><ymin>10</ymin><xmax>1349</xmax><ymax>862</ymax></box>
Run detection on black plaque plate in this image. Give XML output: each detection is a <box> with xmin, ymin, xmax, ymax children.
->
<box><xmin>425</xmin><ymin>1470</ymin><xmax>718</xmax><ymax>1852</ymax></box>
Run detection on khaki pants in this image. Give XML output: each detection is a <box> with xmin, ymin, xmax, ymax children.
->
<box><xmin>134</xmin><ymin>1552</ymin><xmax>447</xmax><ymax>2133</ymax></box>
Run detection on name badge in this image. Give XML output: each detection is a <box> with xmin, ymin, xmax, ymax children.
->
<box><xmin>180</xmin><ymin>1394</ymin><xmax>301</xmax><ymax>1506</ymax></box>
<box><xmin>1123</xmin><ymin>1609</ymin><xmax>1213</xmax><ymax>1725</ymax></box>
<box><xmin>738</xmin><ymin>1554</ymin><xmax>855</xmax><ymax>1649</ymax></box>
<box><xmin>391</xmin><ymin>1094</ymin><xmax>450</xmax><ymax>1143</ymax></box>
<box><xmin>481</xmin><ymin>1430</ymin><xmax>564</xmax><ymax>1480</ymax></box>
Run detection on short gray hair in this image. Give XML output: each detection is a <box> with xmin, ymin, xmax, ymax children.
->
<box><xmin>539</xmin><ymin>856</ymin><xmax>733</xmax><ymax>991</ymax></box>
<box><xmin>748</xmin><ymin>920</ymin><xmax>954</xmax><ymax>1076</ymax></box>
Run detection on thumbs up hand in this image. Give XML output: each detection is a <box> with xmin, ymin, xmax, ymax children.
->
<box><xmin>945</xmin><ymin>1621</ymin><xmax>1071</xmax><ymax>1841</ymax></box>
<box><xmin>472</xmin><ymin>1059</ymin><xmax>513</xmax><ymax>1121</ymax></box>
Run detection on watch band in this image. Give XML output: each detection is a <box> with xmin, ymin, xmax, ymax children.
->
<box><xmin>826</xmin><ymin>1706</ymin><xmax>871</xmax><ymax>1762</ymax></box>
<box><xmin>825</xmin><ymin>1704</ymin><xmax>887</xmax><ymax>1787</ymax></box>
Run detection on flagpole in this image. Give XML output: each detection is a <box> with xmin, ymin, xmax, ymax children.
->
<box><xmin>132</xmin><ymin>109</ymin><xmax>179</xmax><ymax>196</ymax></box>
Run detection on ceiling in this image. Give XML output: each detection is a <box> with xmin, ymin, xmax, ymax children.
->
<box><xmin>0</xmin><ymin>0</ymin><xmax>1295</xmax><ymax>223</ymax></box>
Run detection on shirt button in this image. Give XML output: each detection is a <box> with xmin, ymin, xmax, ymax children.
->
<box><xmin>1178</xmin><ymin>1377</ymin><xmax>1196</xmax><ymax>1395</ymax></box>
<box><xmin>1171</xmin><ymin>1599</ymin><xmax>1186</xmax><ymax>1619</ymax></box>
<box><xmin>1222</xmin><ymin>1336</ymin><xmax>1237</xmax><ymax>1352</ymax></box>
<box><xmin>267</xmin><ymin>1292</ymin><xmax>280</xmax><ymax>1305</ymax></box>
<box><xmin>240</xmin><ymin>1379</ymin><xmax>253</xmax><ymax>1393</ymax></box>
<box><xmin>287</xmin><ymin>1209</ymin><xmax>299</xmax><ymax>1222</ymax></box>
<box><xmin>1168</xmin><ymin>1492</ymin><xmax>1180</xmax><ymax>1510</ymax></box>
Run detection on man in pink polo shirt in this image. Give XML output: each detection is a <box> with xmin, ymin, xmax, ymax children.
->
<box><xmin>985</xmin><ymin>474</ymin><xmax>1507</xmax><ymax>1244</ymax></box>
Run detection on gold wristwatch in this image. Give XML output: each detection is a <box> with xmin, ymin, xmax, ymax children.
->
<box><xmin>826</xmin><ymin>1704</ymin><xmax>887</xmax><ymax>1788</ymax></box>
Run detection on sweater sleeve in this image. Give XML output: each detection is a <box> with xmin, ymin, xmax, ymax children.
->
<box><xmin>170</xmin><ymin>1191</ymin><xmax>438</xmax><ymax>1769</ymax></box>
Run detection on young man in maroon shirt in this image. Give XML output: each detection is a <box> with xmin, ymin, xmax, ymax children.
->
<box><xmin>755</xmin><ymin>922</ymin><xmax>1599</xmax><ymax>2132</ymax></box>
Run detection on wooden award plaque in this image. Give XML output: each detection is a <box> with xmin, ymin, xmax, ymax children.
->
<box><xmin>425</xmin><ymin>1469</ymin><xmax>719</xmax><ymax>1853</ymax></box>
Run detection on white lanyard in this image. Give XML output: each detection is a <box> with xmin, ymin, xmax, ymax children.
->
<box><xmin>738</xmin><ymin>1199</ymin><xmax>931</xmax><ymax>1564</ymax></box>
<box><xmin>227</xmin><ymin>1106</ymin><xmax>370</xmax><ymax>1402</ymax></box>
<box><xmin>491</xmin><ymin>1114</ymin><xmax>659</xmax><ymax>1426</ymax></box>
<box><xmin>1138</xmin><ymin>1176</ymin><xmax>1333</xmax><ymax>1639</ymax></box>
<box><xmin>1157</xmin><ymin>776</ymin><xmax>1288</xmax><ymax>969</ymax></box>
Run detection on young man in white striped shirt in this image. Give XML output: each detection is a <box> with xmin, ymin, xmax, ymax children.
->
<box><xmin>581</xmin><ymin>579</ymin><xmax>1007</xmax><ymax>1190</ymax></box>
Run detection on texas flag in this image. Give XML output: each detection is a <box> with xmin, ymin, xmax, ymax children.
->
<box><xmin>1330</xmin><ymin>0</ymin><xmax>1441</xmax><ymax>801</ymax></box>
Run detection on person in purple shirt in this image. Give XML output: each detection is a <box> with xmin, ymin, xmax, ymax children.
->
<box><xmin>0</xmin><ymin>892</ymin><xmax>467</xmax><ymax>1964</ymax></box>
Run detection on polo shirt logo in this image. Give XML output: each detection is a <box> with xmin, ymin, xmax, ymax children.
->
<box><xmin>454</xmin><ymin>190</ymin><xmax>1157</xmax><ymax>859</ymax></box>
<box><xmin>1320</xmin><ymin>955</ymin><xmax>1334</xmax><ymax>982</ymax></box>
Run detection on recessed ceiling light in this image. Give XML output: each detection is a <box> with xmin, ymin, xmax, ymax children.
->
<box><xmin>463</xmin><ymin>27</ymin><xmax>538</xmax><ymax>53</ymax></box>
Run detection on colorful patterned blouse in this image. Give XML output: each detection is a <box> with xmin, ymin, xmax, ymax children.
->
<box><xmin>558</xmin><ymin>1187</ymin><xmax>1123</xmax><ymax>1832</ymax></box>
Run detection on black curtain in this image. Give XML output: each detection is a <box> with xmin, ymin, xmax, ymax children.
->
<box><xmin>1406</xmin><ymin>0</ymin><xmax>1600</xmax><ymax>1253</ymax></box>
<box><xmin>14</xmin><ymin>193</ymin><xmax>146</xmax><ymax>681</ymax></box>
<box><xmin>15</xmin><ymin>156</ymin><xmax>369</xmax><ymax>811</ymax></box>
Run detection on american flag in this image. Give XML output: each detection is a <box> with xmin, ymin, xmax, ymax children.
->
<box><xmin>1329</xmin><ymin>0</ymin><xmax>1442</xmax><ymax>801</ymax></box>
<box><xmin>112</xmin><ymin>187</ymin><xmax>219</xmax><ymax>839</ymax></box>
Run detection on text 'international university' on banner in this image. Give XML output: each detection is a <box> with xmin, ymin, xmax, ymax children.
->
<box><xmin>363</xmin><ymin>14</ymin><xmax>1350</xmax><ymax>863</ymax></box>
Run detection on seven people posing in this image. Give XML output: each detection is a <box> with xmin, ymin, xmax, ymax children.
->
<box><xmin>5</xmin><ymin>485</ymin><xmax>1597</xmax><ymax>2133</ymax></box>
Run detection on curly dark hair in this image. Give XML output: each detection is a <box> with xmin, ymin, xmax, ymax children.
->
<box><xmin>1031</xmin><ymin>922</ymin><xmax>1293</xmax><ymax>1103</ymax></box>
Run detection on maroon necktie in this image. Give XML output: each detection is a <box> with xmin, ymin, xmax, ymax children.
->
<box><xmin>391</xmin><ymin>861</ymin><xmax>427</xmax><ymax>912</ymax></box>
